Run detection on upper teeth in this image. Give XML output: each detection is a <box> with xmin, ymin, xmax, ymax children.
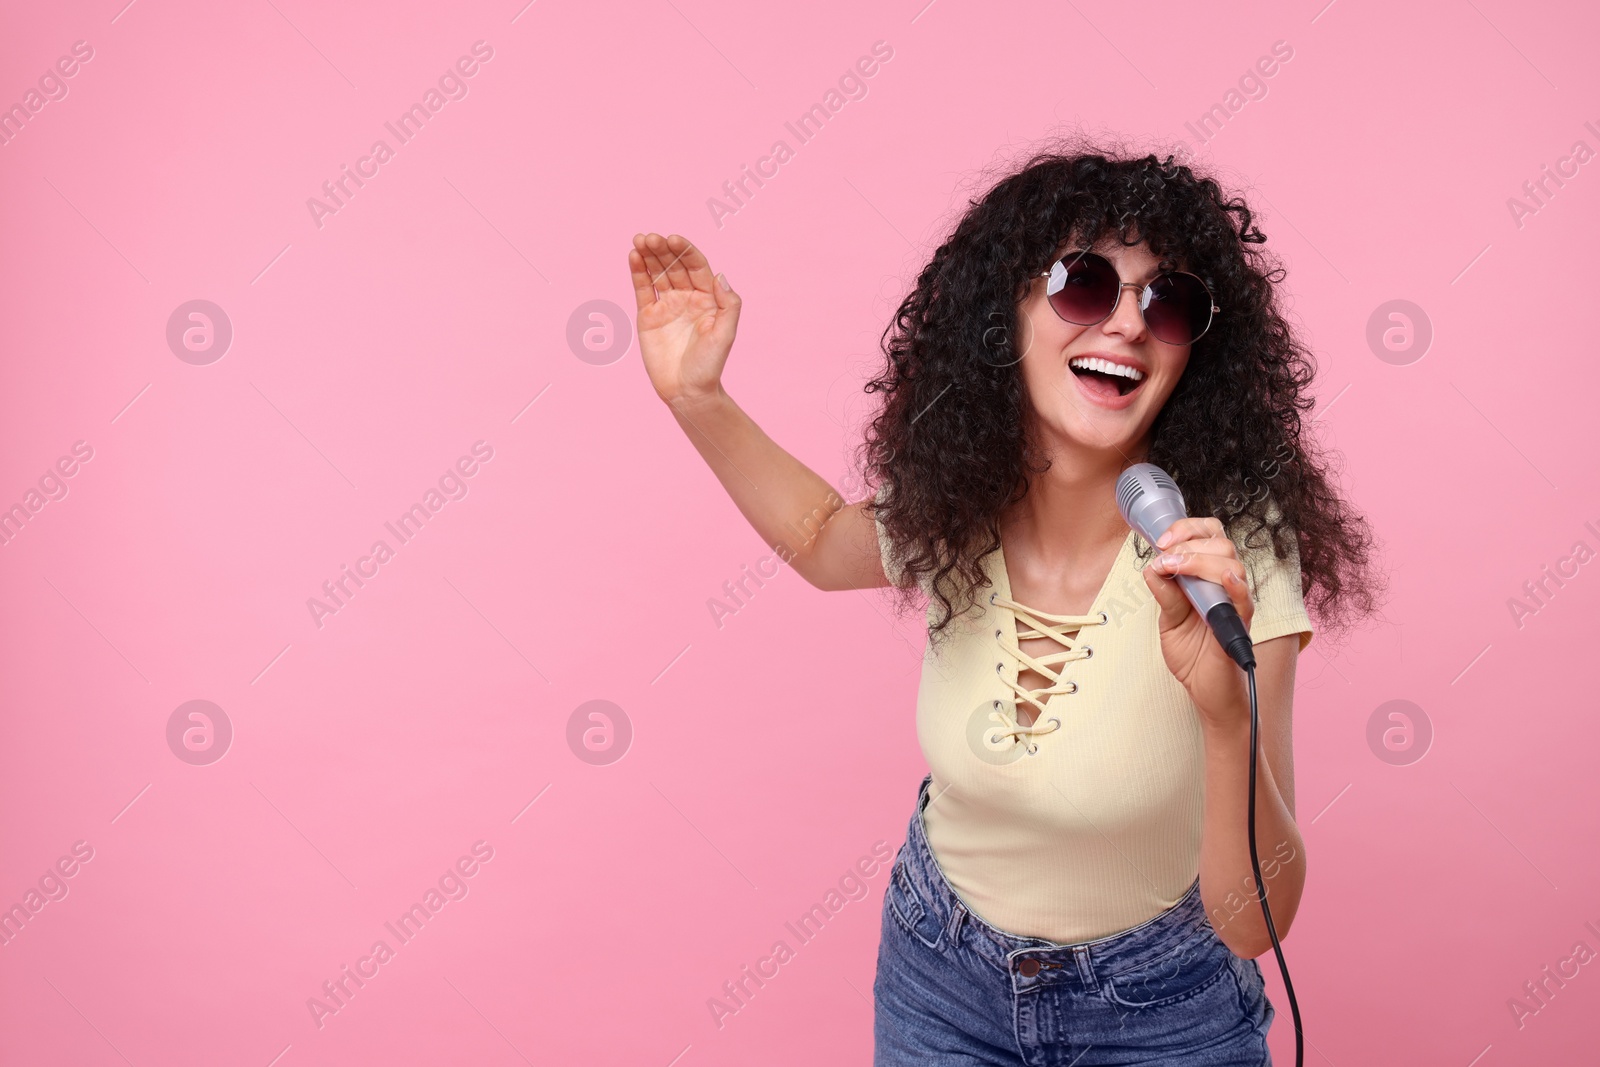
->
<box><xmin>1069</xmin><ymin>356</ymin><xmax>1145</xmax><ymax>381</ymax></box>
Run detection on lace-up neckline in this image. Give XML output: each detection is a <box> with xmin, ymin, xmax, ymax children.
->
<box><xmin>982</xmin><ymin>532</ymin><xmax>1132</xmax><ymax>754</ymax></box>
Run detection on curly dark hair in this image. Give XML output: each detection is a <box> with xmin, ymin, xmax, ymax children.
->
<box><xmin>855</xmin><ymin>131</ymin><xmax>1382</xmax><ymax>650</ymax></box>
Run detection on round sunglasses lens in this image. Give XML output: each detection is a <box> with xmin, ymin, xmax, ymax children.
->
<box><xmin>1047</xmin><ymin>253</ymin><xmax>1119</xmax><ymax>325</ymax></box>
<box><xmin>1144</xmin><ymin>273</ymin><xmax>1212</xmax><ymax>345</ymax></box>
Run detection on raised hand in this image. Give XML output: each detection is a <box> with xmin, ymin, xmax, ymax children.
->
<box><xmin>1143</xmin><ymin>516</ymin><xmax>1255</xmax><ymax>732</ymax></box>
<box><xmin>629</xmin><ymin>233</ymin><xmax>741</xmax><ymax>406</ymax></box>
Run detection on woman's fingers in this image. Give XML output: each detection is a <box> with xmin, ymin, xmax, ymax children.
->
<box><xmin>632</xmin><ymin>233</ymin><xmax>717</xmax><ymax>303</ymax></box>
<box><xmin>634</xmin><ymin>233</ymin><xmax>678</xmax><ymax>296</ymax></box>
<box><xmin>1154</xmin><ymin>516</ymin><xmax>1224</xmax><ymax>550</ymax></box>
<box><xmin>1150</xmin><ymin>548</ymin><xmax>1244</xmax><ymax>585</ymax></box>
<box><xmin>1162</xmin><ymin>536</ymin><xmax>1237</xmax><ymax>560</ymax></box>
<box><xmin>675</xmin><ymin>238</ymin><xmax>718</xmax><ymax>293</ymax></box>
<box><xmin>629</xmin><ymin>239</ymin><xmax>660</xmax><ymax>311</ymax></box>
<box><xmin>1148</xmin><ymin>549</ymin><xmax>1254</xmax><ymax>625</ymax></box>
<box><xmin>655</xmin><ymin>233</ymin><xmax>696</xmax><ymax>291</ymax></box>
<box><xmin>641</xmin><ymin>232</ymin><xmax>696</xmax><ymax>293</ymax></box>
<box><xmin>633</xmin><ymin>232</ymin><xmax>666</xmax><ymax>293</ymax></box>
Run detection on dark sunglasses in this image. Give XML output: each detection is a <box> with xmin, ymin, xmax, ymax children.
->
<box><xmin>1037</xmin><ymin>250</ymin><xmax>1219</xmax><ymax>346</ymax></box>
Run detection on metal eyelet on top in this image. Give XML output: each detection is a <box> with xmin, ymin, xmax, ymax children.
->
<box><xmin>996</xmin><ymin>662</ymin><xmax>1005</xmax><ymax>673</ymax></box>
<box><xmin>989</xmin><ymin>592</ymin><xmax>997</xmax><ymax>604</ymax></box>
<box><xmin>995</xmin><ymin>628</ymin><xmax>1003</xmax><ymax>639</ymax></box>
<box><xmin>1097</xmin><ymin>611</ymin><xmax>1109</xmax><ymax>624</ymax></box>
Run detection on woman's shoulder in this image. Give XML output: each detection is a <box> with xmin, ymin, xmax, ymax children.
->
<box><xmin>869</xmin><ymin>483</ymin><xmax>912</xmax><ymax>590</ymax></box>
<box><xmin>1228</xmin><ymin>498</ymin><xmax>1314</xmax><ymax>652</ymax></box>
<box><xmin>870</xmin><ymin>484</ymin><xmax>996</xmax><ymax>626</ymax></box>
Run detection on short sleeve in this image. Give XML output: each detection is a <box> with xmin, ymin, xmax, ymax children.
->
<box><xmin>1240</xmin><ymin>527</ymin><xmax>1314</xmax><ymax>652</ymax></box>
<box><xmin>871</xmin><ymin>484</ymin><xmax>913</xmax><ymax>589</ymax></box>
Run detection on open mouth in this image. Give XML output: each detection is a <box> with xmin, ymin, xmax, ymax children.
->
<box><xmin>1068</xmin><ymin>356</ymin><xmax>1146</xmax><ymax>401</ymax></box>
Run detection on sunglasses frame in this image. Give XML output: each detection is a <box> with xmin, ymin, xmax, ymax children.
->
<box><xmin>1036</xmin><ymin>250</ymin><xmax>1220</xmax><ymax>346</ymax></box>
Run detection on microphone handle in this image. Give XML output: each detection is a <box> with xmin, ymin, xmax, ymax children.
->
<box><xmin>1175</xmin><ymin>573</ymin><xmax>1256</xmax><ymax>670</ymax></box>
<box><xmin>1175</xmin><ymin>572</ymin><xmax>1231</xmax><ymax>618</ymax></box>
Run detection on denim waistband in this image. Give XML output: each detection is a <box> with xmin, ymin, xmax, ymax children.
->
<box><xmin>902</xmin><ymin>773</ymin><xmax>1213</xmax><ymax>989</ymax></box>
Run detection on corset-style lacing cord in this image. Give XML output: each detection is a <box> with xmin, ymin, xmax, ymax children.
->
<box><xmin>986</xmin><ymin>591</ymin><xmax>1108</xmax><ymax>754</ymax></box>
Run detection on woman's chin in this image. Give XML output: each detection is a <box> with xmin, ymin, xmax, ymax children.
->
<box><xmin>1044</xmin><ymin>415</ymin><xmax>1151</xmax><ymax>457</ymax></box>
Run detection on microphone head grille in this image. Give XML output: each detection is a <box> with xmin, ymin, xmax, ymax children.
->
<box><xmin>1115</xmin><ymin>462</ymin><xmax>1185</xmax><ymax>525</ymax></box>
<box><xmin>1115</xmin><ymin>473</ymin><xmax>1145</xmax><ymax>519</ymax></box>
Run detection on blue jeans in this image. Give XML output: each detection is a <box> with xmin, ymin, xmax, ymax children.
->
<box><xmin>874</xmin><ymin>774</ymin><xmax>1275</xmax><ymax>1065</ymax></box>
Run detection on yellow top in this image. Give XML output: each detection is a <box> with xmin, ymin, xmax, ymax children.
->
<box><xmin>874</xmin><ymin>489</ymin><xmax>1314</xmax><ymax>943</ymax></box>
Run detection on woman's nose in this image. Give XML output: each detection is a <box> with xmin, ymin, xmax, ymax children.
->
<box><xmin>1101</xmin><ymin>282</ymin><xmax>1149</xmax><ymax>339</ymax></box>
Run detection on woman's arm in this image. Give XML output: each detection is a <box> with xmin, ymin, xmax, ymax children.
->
<box><xmin>630</xmin><ymin>232</ymin><xmax>890</xmax><ymax>592</ymax></box>
<box><xmin>1195</xmin><ymin>633</ymin><xmax>1305</xmax><ymax>959</ymax></box>
<box><xmin>1142</xmin><ymin>520</ymin><xmax>1308</xmax><ymax>958</ymax></box>
<box><xmin>665</xmin><ymin>388</ymin><xmax>890</xmax><ymax>591</ymax></box>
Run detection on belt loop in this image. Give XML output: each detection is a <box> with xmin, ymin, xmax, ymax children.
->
<box><xmin>946</xmin><ymin>901</ymin><xmax>968</xmax><ymax>944</ymax></box>
<box><xmin>1072</xmin><ymin>945</ymin><xmax>1096</xmax><ymax>987</ymax></box>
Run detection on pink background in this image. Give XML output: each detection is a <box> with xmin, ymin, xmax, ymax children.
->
<box><xmin>1</xmin><ymin>0</ymin><xmax>1597</xmax><ymax>1063</ymax></box>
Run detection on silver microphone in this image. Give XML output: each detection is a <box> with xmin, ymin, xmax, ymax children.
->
<box><xmin>1116</xmin><ymin>462</ymin><xmax>1256</xmax><ymax>669</ymax></box>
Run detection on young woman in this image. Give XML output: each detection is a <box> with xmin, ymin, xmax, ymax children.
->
<box><xmin>629</xmin><ymin>140</ymin><xmax>1378</xmax><ymax>1065</ymax></box>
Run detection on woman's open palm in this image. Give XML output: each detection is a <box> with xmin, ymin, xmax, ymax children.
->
<box><xmin>629</xmin><ymin>233</ymin><xmax>741</xmax><ymax>405</ymax></box>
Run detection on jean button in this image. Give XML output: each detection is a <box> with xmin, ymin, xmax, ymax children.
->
<box><xmin>1017</xmin><ymin>958</ymin><xmax>1041</xmax><ymax>977</ymax></box>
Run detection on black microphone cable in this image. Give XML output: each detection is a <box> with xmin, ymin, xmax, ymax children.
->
<box><xmin>1242</xmin><ymin>660</ymin><xmax>1303</xmax><ymax>1067</ymax></box>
